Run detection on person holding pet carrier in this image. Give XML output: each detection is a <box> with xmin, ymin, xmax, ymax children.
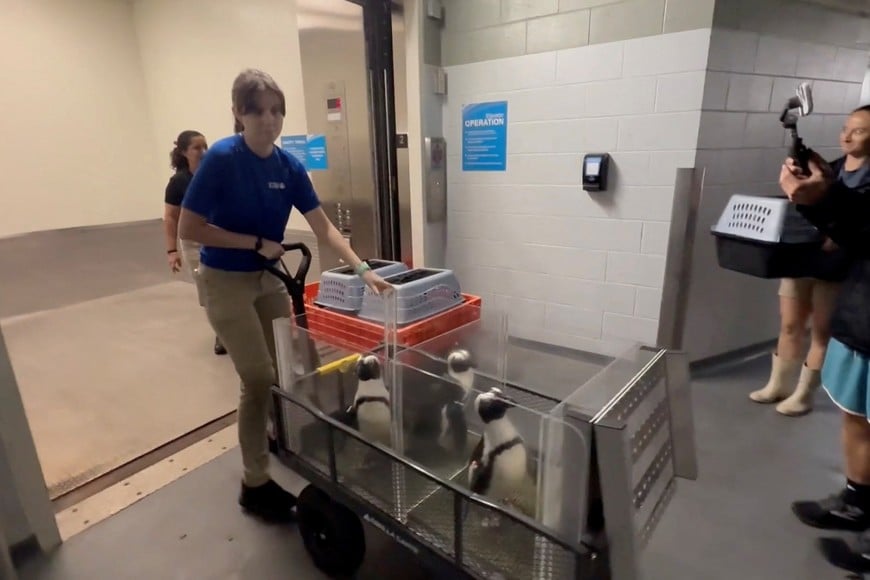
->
<box><xmin>778</xmin><ymin>126</ymin><xmax>870</xmax><ymax>574</ymax></box>
<box><xmin>750</xmin><ymin>105</ymin><xmax>870</xmax><ymax>416</ymax></box>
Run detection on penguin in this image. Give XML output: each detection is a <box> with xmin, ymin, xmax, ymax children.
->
<box><xmin>446</xmin><ymin>348</ymin><xmax>476</xmax><ymax>398</ymax></box>
<box><xmin>466</xmin><ymin>387</ymin><xmax>535</xmax><ymax>527</ymax></box>
<box><xmin>437</xmin><ymin>348</ymin><xmax>476</xmax><ymax>454</ymax></box>
<box><xmin>345</xmin><ymin>354</ymin><xmax>392</xmax><ymax>449</ymax></box>
<box><xmin>407</xmin><ymin>347</ymin><xmax>477</xmax><ymax>460</ymax></box>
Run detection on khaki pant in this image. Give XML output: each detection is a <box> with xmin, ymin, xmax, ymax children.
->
<box><xmin>199</xmin><ymin>263</ymin><xmax>290</xmax><ymax>486</ymax></box>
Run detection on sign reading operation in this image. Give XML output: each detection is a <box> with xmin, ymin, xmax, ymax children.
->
<box><xmin>462</xmin><ymin>101</ymin><xmax>507</xmax><ymax>172</ymax></box>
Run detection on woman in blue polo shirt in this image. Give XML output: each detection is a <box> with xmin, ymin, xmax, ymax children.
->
<box><xmin>179</xmin><ymin>69</ymin><xmax>391</xmax><ymax>523</ymax></box>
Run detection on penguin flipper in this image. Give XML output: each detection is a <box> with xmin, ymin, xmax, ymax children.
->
<box><xmin>467</xmin><ymin>438</ymin><xmax>485</xmax><ymax>493</ymax></box>
<box><xmin>444</xmin><ymin>402</ymin><xmax>468</xmax><ymax>453</ymax></box>
<box><xmin>329</xmin><ymin>404</ymin><xmax>357</xmax><ymax>428</ymax></box>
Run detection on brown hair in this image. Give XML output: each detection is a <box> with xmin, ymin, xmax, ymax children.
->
<box><xmin>231</xmin><ymin>69</ymin><xmax>286</xmax><ymax>133</ymax></box>
<box><xmin>170</xmin><ymin>130</ymin><xmax>204</xmax><ymax>171</ymax></box>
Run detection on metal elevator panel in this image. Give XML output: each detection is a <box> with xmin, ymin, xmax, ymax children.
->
<box><xmin>298</xmin><ymin>1</ymin><xmax>377</xmax><ymax>272</ymax></box>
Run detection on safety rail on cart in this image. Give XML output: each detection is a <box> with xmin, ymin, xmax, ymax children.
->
<box><xmin>267</xmin><ymin>255</ymin><xmax>696</xmax><ymax>580</ymax></box>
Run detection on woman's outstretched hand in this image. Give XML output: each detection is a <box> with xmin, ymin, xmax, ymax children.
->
<box><xmin>361</xmin><ymin>270</ymin><xmax>394</xmax><ymax>296</ymax></box>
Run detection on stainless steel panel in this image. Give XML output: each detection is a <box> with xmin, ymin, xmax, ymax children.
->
<box><xmin>664</xmin><ymin>350</ymin><xmax>698</xmax><ymax>480</ymax></box>
<box><xmin>657</xmin><ymin>167</ymin><xmax>705</xmax><ymax>351</ymax></box>
<box><xmin>590</xmin><ymin>349</ymin><xmax>696</xmax><ymax>580</ymax></box>
<box><xmin>423</xmin><ymin>137</ymin><xmax>447</xmax><ymax>223</ymax></box>
<box><xmin>297</xmin><ymin>3</ymin><xmax>378</xmax><ymax>272</ymax></box>
<box><xmin>594</xmin><ymin>423</ymin><xmax>640</xmax><ymax>580</ymax></box>
<box><xmin>392</xmin><ymin>14</ymin><xmax>413</xmax><ymax>265</ymax></box>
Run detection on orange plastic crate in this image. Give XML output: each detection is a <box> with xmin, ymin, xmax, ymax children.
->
<box><xmin>300</xmin><ymin>282</ymin><xmax>482</xmax><ymax>353</ymax></box>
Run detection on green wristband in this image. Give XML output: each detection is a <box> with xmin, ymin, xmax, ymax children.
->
<box><xmin>355</xmin><ymin>261</ymin><xmax>371</xmax><ymax>276</ymax></box>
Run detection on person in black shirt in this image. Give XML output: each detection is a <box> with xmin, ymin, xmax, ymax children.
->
<box><xmin>163</xmin><ymin>130</ymin><xmax>226</xmax><ymax>355</ymax></box>
<box><xmin>779</xmin><ymin>137</ymin><xmax>870</xmax><ymax>574</ymax></box>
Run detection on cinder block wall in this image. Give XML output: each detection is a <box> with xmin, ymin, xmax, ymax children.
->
<box><xmin>682</xmin><ymin>0</ymin><xmax>870</xmax><ymax>362</ymax></box>
<box><xmin>441</xmin><ymin>0</ymin><xmax>715</xmax><ymax>66</ymax></box>
<box><xmin>441</xmin><ymin>0</ymin><xmax>714</xmax><ymax>354</ymax></box>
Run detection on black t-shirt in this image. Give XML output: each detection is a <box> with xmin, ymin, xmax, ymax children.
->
<box><xmin>164</xmin><ymin>170</ymin><xmax>192</xmax><ymax>206</ymax></box>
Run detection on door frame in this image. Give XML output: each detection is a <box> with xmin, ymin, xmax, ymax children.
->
<box><xmin>344</xmin><ymin>0</ymin><xmax>402</xmax><ymax>261</ymax></box>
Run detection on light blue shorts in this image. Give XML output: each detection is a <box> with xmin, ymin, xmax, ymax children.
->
<box><xmin>822</xmin><ymin>338</ymin><xmax>870</xmax><ymax>419</ymax></box>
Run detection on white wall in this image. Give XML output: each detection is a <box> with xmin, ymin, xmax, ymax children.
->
<box><xmin>682</xmin><ymin>0</ymin><xmax>870</xmax><ymax>361</ymax></box>
<box><xmin>0</xmin><ymin>0</ymin><xmax>163</xmax><ymax>238</ymax></box>
<box><xmin>443</xmin><ymin>29</ymin><xmax>710</xmax><ymax>354</ymax></box>
<box><xmin>131</xmin><ymin>0</ymin><xmax>311</xmax><ymax>230</ymax></box>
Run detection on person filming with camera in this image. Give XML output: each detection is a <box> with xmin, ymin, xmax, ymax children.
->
<box><xmin>780</xmin><ymin>115</ymin><xmax>870</xmax><ymax>573</ymax></box>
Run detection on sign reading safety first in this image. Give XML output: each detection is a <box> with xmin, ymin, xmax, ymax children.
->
<box><xmin>462</xmin><ymin>101</ymin><xmax>508</xmax><ymax>172</ymax></box>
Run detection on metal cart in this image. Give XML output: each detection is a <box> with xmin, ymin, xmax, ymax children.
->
<box><xmin>267</xmin><ymin>246</ymin><xmax>697</xmax><ymax>580</ymax></box>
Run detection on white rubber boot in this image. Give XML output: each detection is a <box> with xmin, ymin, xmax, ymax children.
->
<box><xmin>749</xmin><ymin>353</ymin><xmax>802</xmax><ymax>403</ymax></box>
<box><xmin>776</xmin><ymin>364</ymin><xmax>821</xmax><ymax>416</ymax></box>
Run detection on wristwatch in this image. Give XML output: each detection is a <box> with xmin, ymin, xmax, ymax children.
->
<box><xmin>355</xmin><ymin>261</ymin><xmax>371</xmax><ymax>276</ymax></box>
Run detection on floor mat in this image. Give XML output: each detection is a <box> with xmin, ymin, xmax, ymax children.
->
<box><xmin>2</xmin><ymin>282</ymin><xmax>241</xmax><ymax>499</ymax></box>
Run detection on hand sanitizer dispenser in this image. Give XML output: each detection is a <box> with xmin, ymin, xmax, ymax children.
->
<box><xmin>582</xmin><ymin>153</ymin><xmax>610</xmax><ymax>192</ymax></box>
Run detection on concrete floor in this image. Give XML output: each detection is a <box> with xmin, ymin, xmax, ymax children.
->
<box><xmin>4</xmin><ymin>221</ymin><xmax>862</xmax><ymax>579</ymax></box>
<box><xmin>0</xmin><ymin>223</ymin><xmax>240</xmax><ymax>498</ymax></box>
<box><xmin>15</xmin><ymin>354</ymin><xmax>859</xmax><ymax>580</ymax></box>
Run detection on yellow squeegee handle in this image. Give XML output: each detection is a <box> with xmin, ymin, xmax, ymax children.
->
<box><xmin>316</xmin><ymin>353</ymin><xmax>361</xmax><ymax>376</ymax></box>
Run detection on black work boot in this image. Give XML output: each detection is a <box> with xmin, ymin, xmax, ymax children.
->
<box><xmin>239</xmin><ymin>480</ymin><xmax>297</xmax><ymax>523</ymax></box>
<box><xmin>792</xmin><ymin>487</ymin><xmax>870</xmax><ymax>532</ymax></box>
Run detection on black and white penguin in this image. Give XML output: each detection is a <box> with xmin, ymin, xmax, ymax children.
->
<box><xmin>346</xmin><ymin>354</ymin><xmax>392</xmax><ymax>449</ymax></box>
<box><xmin>437</xmin><ymin>348</ymin><xmax>476</xmax><ymax>453</ymax></box>
<box><xmin>466</xmin><ymin>387</ymin><xmax>533</xmax><ymax>527</ymax></box>
<box><xmin>446</xmin><ymin>348</ymin><xmax>476</xmax><ymax>398</ymax></box>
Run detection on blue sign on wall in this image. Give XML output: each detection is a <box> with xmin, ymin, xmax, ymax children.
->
<box><xmin>280</xmin><ymin>135</ymin><xmax>308</xmax><ymax>166</ymax></box>
<box><xmin>462</xmin><ymin>101</ymin><xmax>508</xmax><ymax>172</ymax></box>
<box><xmin>280</xmin><ymin>134</ymin><xmax>329</xmax><ymax>171</ymax></box>
<box><xmin>306</xmin><ymin>134</ymin><xmax>328</xmax><ymax>171</ymax></box>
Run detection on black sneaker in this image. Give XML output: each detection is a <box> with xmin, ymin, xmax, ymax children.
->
<box><xmin>818</xmin><ymin>534</ymin><xmax>870</xmax><ymax>575</ymax></box>
<box><xmin>214</xmin><ymin>337</ymin><xmax>227</xmax><ymax>356</ymax></box>
<box><xmin>239</xmin><ymin>480</ymin><xmax>297</xmax><ymax>523</ymax></box>
<box><xmin>792</xmin><ymin>489</ymin><xmax>870</xmax><ymax>531</ymax></box>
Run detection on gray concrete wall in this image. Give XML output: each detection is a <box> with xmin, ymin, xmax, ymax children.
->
<box><xmin>682</xmin><ymin>0</ymin><xmax>870</xmax><ymax>361</ymax></box>
<box><xmin>441</xmin><ymin>0</ymin><xmax>716</xmax><ymax>66</ymax></box>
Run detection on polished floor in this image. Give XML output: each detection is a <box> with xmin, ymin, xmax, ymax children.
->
<box><xmin>4</xmin><ymin>222</ymin><xmax>860</xmax><ymax>579</ymax></box>
<box><xmin>0</xmin><ymin>223</ymin><xmax>239</xmax><ymax>498</ymax></box>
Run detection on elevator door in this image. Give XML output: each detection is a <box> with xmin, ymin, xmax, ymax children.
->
<box><xmin>296</xmin><ymin>0</ymin><xmax>409</xmax><ymax>271</ymax></box>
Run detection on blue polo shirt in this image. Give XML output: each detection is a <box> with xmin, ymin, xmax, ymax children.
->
<box><xmin>182</xmin><ymin>134</ymin><xmax>321</xmax><ymax>272</ymax></box>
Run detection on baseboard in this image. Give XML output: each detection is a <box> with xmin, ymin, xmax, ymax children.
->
<box><xmin>689</xmin><ymin>339</ymin><xmax>777</xmax><ymax>376</ymax></box>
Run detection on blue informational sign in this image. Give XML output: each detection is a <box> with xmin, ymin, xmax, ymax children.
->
<box><xmin>279</xmin><ymin>134</ymin><xmax>329</xmax><ymax>171</ymax></box>
<box><xmin>462</xmin><ymin>101</ymin><xmax>508</xmax><ymax>171</ymax></box>
<box><xmin>306</xmin><ymin>134</ymin><xmax>328</xmax><ymax>171</ymax></box>
<box><xmin>280</xmin><ymin>135</ymin><xmax>308</xmax><ymax>166</ymax></box>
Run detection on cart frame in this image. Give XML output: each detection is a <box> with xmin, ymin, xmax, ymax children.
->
<box><xmin>266</xmin><ymin>243</ymin><xmax>696</xmax><ymax>579</ymax></box>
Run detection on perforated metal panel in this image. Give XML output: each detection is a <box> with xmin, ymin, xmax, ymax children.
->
<box><xmin>589</xmin><ymin>350</ymin><xmax>696</xmax><ymax>580</ymax></box>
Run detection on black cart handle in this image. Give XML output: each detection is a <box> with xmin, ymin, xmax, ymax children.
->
<box><xmin>265</xmin><ymin>242</ymin><xmax>312</xmax><ymax>320</ymax></box>
<box><xmin>280</xmin><ymin>242</ymin><xmax>312</xmax><ymax>283</ymax></box>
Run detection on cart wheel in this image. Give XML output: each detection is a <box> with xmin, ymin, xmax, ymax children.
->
<box><xmin>297</xmin><ymin>485</ymin><xmax>366</xmax><ymax>577</ymax></box>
